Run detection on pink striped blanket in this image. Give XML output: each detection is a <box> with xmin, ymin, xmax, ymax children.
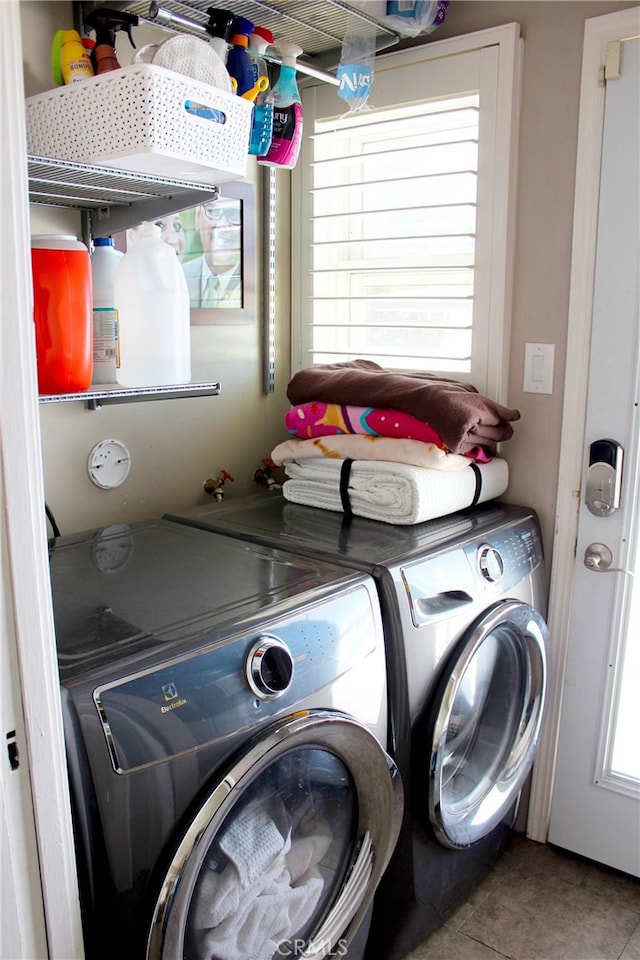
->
<box><xmin>285</xmin><ymin>401</ymin><xmax>492</xmax><ymax>463</ymax></box>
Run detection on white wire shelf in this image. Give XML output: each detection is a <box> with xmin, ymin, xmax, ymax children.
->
<box><xmin>39</xmin><ymin>381</ymin><xmax>222</xmax><ymax>409</ymax></box>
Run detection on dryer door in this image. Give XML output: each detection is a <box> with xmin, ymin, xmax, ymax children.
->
<box><xmin>427</xmin><ymin>599</ymin><xmax>550</xmax><ymax>849</ymax></box>
<box><xmin>147</xmin><ymin>709</ymin><xmax>402</xmax><ymax>960</ymax></box>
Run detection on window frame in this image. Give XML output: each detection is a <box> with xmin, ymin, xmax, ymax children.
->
<box><xmin>291</xmin><ymin>23</ymin><xmax>522</xmax><ymax>403</ymax></box>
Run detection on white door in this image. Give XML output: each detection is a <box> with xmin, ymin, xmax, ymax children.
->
<box><xmin>548</xmin><ymin>23</ymin><xmax>640</xmax><ymax>877</ymax></box>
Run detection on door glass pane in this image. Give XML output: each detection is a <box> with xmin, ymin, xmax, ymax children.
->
<box><xmin>184</xmin><ymin>748</ymin><xmax>356</xmax><ymax>960</ymax></box>
<box><xmin>610</xmin><ymin>496</ymin><xmax>640</xmax><ymax>782</ymax></box>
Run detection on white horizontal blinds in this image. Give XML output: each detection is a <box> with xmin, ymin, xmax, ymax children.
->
<box><xmin>293</xmin><ymin>28</ymin><xmax>520</xmax><ymax>398</ymax></box>
<box><xmin>309</xmin><ymin>97</ymin><xmax>479</xmax><ymax>372</ymax></box>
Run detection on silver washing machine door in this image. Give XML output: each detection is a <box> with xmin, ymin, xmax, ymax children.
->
<box><xmin>428</xmin><ymin>599</ymin><xmax>550</xmax><ymax>849</ymax></box>
<box><xmin>147</xmin><ymin>710</ymin><xmax>403</xmax><ymax>960</ymax></box>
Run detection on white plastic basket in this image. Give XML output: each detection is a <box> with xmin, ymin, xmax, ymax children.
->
<box><xmin>25</xmin><ymin>64</ymin><xmax>253</xmax><ymax>184</ymax></box>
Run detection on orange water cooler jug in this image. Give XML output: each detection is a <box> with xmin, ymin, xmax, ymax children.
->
<box><xmin>31</xmin><ymin>235</ymin><xmax>93</xmax><ymax>394</ymax></box>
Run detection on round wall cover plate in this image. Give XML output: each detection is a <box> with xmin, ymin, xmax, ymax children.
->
<box><xmin>87</xmin><ymin>439</ymin><xmax>131</xmax><ymax>489</ymax></box>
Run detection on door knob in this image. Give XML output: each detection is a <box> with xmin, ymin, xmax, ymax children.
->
<box><xmin>584</xmin><ymin>542</ymin><xmax>634</xmax><ymax>576</ymax></box>
<box><xmin>584</xmin><ymin>543</ymin><xmax>613</xmax><ymax>570</ymax></box>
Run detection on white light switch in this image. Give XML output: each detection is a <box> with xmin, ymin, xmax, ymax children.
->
<box><xmin>523</xmin><ymin>343</ymin><xmax>555</xmax><ymax>394</ymax></box>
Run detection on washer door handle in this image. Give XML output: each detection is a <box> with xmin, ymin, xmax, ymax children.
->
<box><xmin>416</xmin><ymin>590</ymin><xmax>473</xmax><ymax>617</ymax></box>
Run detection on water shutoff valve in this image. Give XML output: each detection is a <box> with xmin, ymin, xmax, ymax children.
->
<box><xmin>203</xmin><ymin>468</ymin><xmax>234</xmax><ymax>500</ymax></box>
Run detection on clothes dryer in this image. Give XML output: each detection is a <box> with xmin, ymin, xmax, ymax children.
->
<box><xmin>50</xmin><ymin>519</ymin><xmax>402</xmax><ymax>960</ymax></box>
<box><xmin>166</xmin><ymin>494</ymin><xmax>551</xmax><ymax>960</ymax></box>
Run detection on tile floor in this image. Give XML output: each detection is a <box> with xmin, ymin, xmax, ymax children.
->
<box><xmin>403</xmin><ymin>834</ymin><xmax>640</xmax><ymax>960</ymax></box>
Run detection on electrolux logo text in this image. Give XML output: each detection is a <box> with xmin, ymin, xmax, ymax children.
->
<box><xmin>161</xmin><ymin>698</ymin><xmax>187</xmax><ymax>714</ymax></box>
<box><xmin>161</xmin><ymin>682</ymin><xmax>187</xmax><ymax>714</ymax></box>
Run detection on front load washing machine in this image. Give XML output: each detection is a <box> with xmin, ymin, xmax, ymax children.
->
<box><xmin>166</xmin><ymin>494</ymin><xmax>551</xmax><ymax>960</ymax></box>
<box><xmin>49</xmin><ymin>518</ymin><xmax>403</xmax><ymax>960</ymax></box>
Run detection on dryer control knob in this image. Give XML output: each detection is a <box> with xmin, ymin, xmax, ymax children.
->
<box><xmin>477</xmin><ymin>545</ymin><xmax>504</xmax><ymax>583</ymax></box>
<box><xmin>246</xmin><ymin>636</ymin><xmax>294</xmax><ymax>699</ymax></box>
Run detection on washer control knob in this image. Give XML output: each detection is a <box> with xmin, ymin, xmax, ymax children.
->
<box><xmin>477</xmin><ymin>545</ymin><xmax>504</xmax><ymax>583</ymax></box>
<box><xmin>246</xmin><ymin>636</ymin><xmax>294</xmax><ymax>699</ymax></box>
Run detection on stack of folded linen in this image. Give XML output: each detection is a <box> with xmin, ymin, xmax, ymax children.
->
<box><xmin>270</xmin><ymin>361</ymin><xmax>520</xmax><ymax>526</ymax></box>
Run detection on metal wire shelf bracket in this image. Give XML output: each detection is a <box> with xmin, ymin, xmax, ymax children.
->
<box><xmin>115</xmin><ymin>0</ymin><xmax>401</xmax><ymax>76</ymax></box>
<box><xmin>38</xmin><ymin>382</ymin><xmax>222</xmax><ymax>410</ymax></box>
<box><xmin>262</xmin><ymin>166</ymin><xmax>277</xmax><ymax>394</ymax></box>
<box><xmin>27</xmin><ymin>156</ymin><xmax>221</xmax><ymax>237</ymax></box>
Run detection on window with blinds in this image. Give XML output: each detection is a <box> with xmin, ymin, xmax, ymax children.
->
<box><xmin>292</xmin><ymin>27</ymin><xmax>521</xmax><ymax>400</ymax></box>
<box><xmin>309</xmin><ymin>97</ymin><xmax>479</xmax><ymax>373</ymax></box>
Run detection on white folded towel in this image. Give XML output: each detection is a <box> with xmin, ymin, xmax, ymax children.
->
<box><xmin>282</xmin><ymin>458</ymin><xmax>509</xmax><ymax>525</ymax></box>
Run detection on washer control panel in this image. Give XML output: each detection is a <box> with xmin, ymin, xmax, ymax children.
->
<box><xmin>92</xmin><ymin>582</ymin><xmax>380</xmax><ymax>772</ymax></box>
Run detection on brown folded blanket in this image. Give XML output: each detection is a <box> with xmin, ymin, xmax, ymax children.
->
<box><xmin>286</xmin><ymin>360</ymin><xmax>520</xmax><ymax>456</ymax></box>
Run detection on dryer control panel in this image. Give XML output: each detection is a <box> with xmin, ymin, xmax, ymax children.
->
<box><xmin>466</xmin><ymin>519</ymin><xmax>543</xmax><ymax>590</ymax></box>
<box><xmin>401</xmin><ymin>517</ymin><xmax>543</xmax><ymax>628</ymax></box>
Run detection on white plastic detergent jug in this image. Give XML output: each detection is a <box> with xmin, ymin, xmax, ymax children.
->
<box><xmin>90</xmin><ymin>236</ymin><xmax>123</xmax><ymax>384</ymax></box>
<box><xmin>114</xmin><ymin>222</ymin><xmax>191</xmax><ymax>387</ymax></box>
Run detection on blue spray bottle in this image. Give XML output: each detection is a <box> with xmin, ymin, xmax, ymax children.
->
<box><xmin>248</xmin><ymin>25</ymin><xmax>274</xmax><ymax>155</ymax></box>
<box><xmin>225</xmin><ymin>16</ymin><xmax>254</xmax><ymax>97</ymax></box>
<box><xmin>258</xmin><ymin>40</ymin><xmax>303</xmax><ymax>170</ymax></box>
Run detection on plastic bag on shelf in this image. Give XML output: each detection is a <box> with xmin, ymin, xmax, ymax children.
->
<box><xmin>384</xmin><ymin>1</ymin><xmax>449</xmax><ymax>38</ymax></box>
<box><xmin>336</xmin><ymin>12</ymin><xmax>377</xmax><ymax>114</ymax></box>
